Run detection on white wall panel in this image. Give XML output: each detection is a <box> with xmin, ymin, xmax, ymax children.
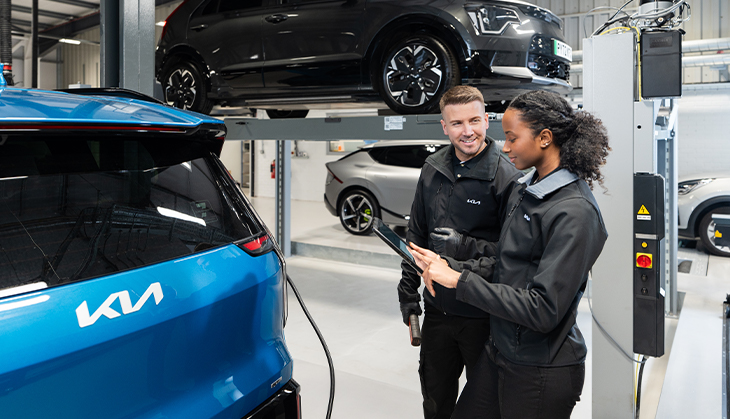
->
<box><xmin>551</xmin><ymin>0</ymin><xmax>566</xmax><ymax>16</ymax></box>
<box><xmin>565</xmin><ymin>16</ymin><xmax>580</xmax><ymax>48</ymax></box>
<box><xmin>579</xmin><ymin>0</ymin><xmax>592</xmax><ymax>13</ymax></box>
<box><xmin>538</xmin><ymin>0</ymin><xmax>552</xmax><ymax>10</ymax></box>
<box><xmin>677</xmin><ymin>87</ymin><xmax>730</xmax><ymax>178</ymax></box>
<box><xmin>62</xmin><ymin>27</ymin><xmax>100</xmax><ymax>88</ymax></box>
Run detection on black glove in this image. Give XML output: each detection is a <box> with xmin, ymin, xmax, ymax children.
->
<box><xmin>430</xmin><ymin>227</ymin><xmax>462</xmax><ymax>256</ymax></box>
<box><xmin>400</xmin><ymin>301</ymin><xmax>422</xmax><ymax>326</ymax></box>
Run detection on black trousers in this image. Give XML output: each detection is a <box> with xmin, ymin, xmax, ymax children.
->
<box><xmin>419</xmin><ymin>310</ymin><xmax>490</xmax><ymax>419</ymax></box>
<box><xmin>452</xmin><ymin>342</ymin><xmax>585</xmax><ymax>419</ymax></box>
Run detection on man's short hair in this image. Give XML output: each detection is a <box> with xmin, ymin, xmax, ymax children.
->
<box><xmin>439</xmin><ymin>85</ymin><xmax>485</xmax><ymax>113</ymax></box>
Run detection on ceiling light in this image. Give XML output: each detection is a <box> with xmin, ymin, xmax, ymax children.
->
<box><xmin>59</xmin><ymin>38</ymin><xmax>81</xmax><ymax>45</ymax></box>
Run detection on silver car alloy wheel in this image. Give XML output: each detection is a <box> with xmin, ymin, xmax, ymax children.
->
<box><xmin>385</xmin><ymin>44</ymin><xmax>442</xmax><ymax>107</ymax></box>
<box><xmin>340</xmin><ymin>192</ymin><xmax>375</xmax><ymax>234</ymax></box>
<box><xmin>165</xmin><ymin>68</ymin><xmax>197</xmax><ymax>110</ymax></box>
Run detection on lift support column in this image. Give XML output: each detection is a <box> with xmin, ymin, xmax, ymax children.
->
<box><xmin>100</xmin><ymin>0</ymin><xmax>155</xmax><ymax>94</ymax></box>
<box><xmin>585</xmin><ymin>30</ymin><xmax>679</xmax><ymax>418</ymax></box>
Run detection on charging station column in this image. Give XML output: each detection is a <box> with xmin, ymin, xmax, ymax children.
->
<box><xmin>634</xmin><ymin>173</ymin><xmax>665</xmax><ymax>357</ymax></box>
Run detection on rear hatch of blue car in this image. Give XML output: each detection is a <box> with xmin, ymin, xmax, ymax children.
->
<box><xmin>0</xmin><ymin>89</ymin><xmax>298</xmax><ymax>418</ymax></box>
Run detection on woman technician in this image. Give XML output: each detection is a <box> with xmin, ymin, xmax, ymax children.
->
<box><xmin>410</xmin><ymin>90</ymin><xmax>610</xmax><ymax>419</ymax></box>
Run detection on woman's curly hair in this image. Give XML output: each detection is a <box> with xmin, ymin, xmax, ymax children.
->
<box><xmin>507</xmin><ymin>90</ymin><xmax>611</xmax><ymax>189</ymax></box>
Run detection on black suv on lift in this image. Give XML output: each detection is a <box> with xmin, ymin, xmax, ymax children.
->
<box><xmin>156</xmin><ymin>0</ymin><xmax>572</xmax><ymax>117</ymax></box>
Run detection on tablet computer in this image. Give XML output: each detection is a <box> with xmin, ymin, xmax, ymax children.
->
<box><xmin>372</xmin><ymin>217</ymin><xmax>422</xmax><ymax>274</ymax></box>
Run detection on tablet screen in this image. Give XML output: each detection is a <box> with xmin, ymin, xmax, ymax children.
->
<box><xmin>372</xmin><ymin>218</ymin><xmax>422</xmax><ymax>273</ymax></box>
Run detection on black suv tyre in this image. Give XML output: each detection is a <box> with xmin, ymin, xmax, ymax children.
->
<box><xmin>378</xmin><ymin>34</ymin><xmax>460</xmax><ymax>115</ymax></box>
<box><xmin>698</xmin><ymin>207</ymin><xmax>730</xmax><ymax>257</ymax></box>
<box><xmin>339</xmin><ymin>189</ymin><xmax>380</xmax><ymax>235</ymax></box>
<box><xmin>162</xmin><ymin>60</ymin><xmax>213</xmax><ymax>114</ymax></box>
<box><xmin>266</xmin><ymin>109</ymin><xmax>310</xmax><ymax>119</ymax></box>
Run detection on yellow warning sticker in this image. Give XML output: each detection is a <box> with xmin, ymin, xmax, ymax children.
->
<box><xmin>716</xmin><ymin>230</ymin><xmax>723</xmax><ymax>238</ymax></box>
<box><xmin>638</xmin><ymin>205</ymin><xmax>650</xmax><ymax>215</ymax></box>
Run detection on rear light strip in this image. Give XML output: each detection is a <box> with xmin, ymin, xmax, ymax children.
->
<box><xmin>0</xmin><ymin>124</ymin><xmax>187</xmax><ymax>133</ymax></box>
<box><xmin>327</xmin><ymin>168</ymin><xmax>343</xmax><ymax>184</ymax></box>
<box><xmin>236</xmin><ymin>234</ymin><xmax>274</xmax><ymax>256</ymax></box>
<box><xmin>241</xmin><ymin>235</ymin><xmax>268</xmax><ymax>251</ymax></box>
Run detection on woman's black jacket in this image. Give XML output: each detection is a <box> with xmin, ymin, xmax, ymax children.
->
<box><xmin>453</xmin><ymin>169</ymin><xmax>608</xmax><ymax>366</ymax></box>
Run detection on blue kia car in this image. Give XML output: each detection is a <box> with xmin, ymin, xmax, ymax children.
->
<box><xmin>0</xmin><ymin>74</ymin><xmax>299</xmax><ymax>418</ymax></box>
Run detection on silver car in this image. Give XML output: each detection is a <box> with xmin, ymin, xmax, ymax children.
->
<box><xmin>324</xmin><ymin>140</ymin><xmax>450</xmax><ymax>235</ymax></box>
<box><xmin>678</xmin><ymin>174</ymin><xmax>730</xmax><ymax>257</ymax></box>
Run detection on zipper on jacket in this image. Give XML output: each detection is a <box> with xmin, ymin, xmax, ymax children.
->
<box><xmin>448</xmin><ymin>183</ymin><xmax>455</xmax><ymax>196</ymax></box>
<box><xmin>432</xmin><ymin>181</ymin><xmax>443</xmax><ymax>226</ymax></box>
<box><xmin>515</xmin><ymin>325</ymin><xmax>522</xmax><ymax>345</ymax></box>
<box><xmin>507</xmin><ymin>187</ymin><xmax>526</xmax><ymax>218</ymax></box>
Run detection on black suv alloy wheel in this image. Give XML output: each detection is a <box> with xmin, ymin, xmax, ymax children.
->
<box><xmin>163</xmin><ymin>61</ymin><xmax>213</xmax><ymax>114</ymax></box>
<box><xmin>379</xmin><ymin>34</ymin><xmax>460</xmax><ymax>115</ymax></box>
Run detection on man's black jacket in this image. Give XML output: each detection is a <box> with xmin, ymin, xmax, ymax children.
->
<box><xmin>397</xmin><ymin>138</ymin><xmax>521</xmax><ymax>317</ymax></box>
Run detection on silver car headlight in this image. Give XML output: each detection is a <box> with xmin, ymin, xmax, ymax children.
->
<box><xmin>467</xmin><ymin>5</ymin><xmax>521</xmax><ymax>35</ymax></box>
<box><xmin>678</xmin><ymin>178</ymin><xmax>714</xmax><ymax>195</ymax></box>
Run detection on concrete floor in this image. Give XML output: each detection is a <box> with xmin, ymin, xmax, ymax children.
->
<box><xmin>250</xmin><ymin>196</ymin><xmax>729</xmax><ymax>419</ymax></box>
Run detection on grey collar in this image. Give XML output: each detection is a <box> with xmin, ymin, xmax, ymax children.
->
<box><xmin>518</xmin><ymin>168</ymin><xmax>579</xmax><ymax>199</ymax></box>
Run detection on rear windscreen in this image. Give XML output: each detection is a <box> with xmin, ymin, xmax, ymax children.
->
<box><xmin>0</xmin><ymin>136</ymin><xmax>262</xmax><ymax>295</ymax></box>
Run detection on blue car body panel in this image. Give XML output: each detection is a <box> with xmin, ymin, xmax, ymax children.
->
<box><xmin>0</xmin><ymin>245</ymin><xmax>292</xmax><ymax>418</ymax></box>
<box><xmin>0</xmin><ymin>86</ymin><xmax>221</xmax><ymax>127</ymax></box>
<box><xmin>0</xmin><ymin>84</ymin><xmax>297</xmax><ymax>418</ymax></box>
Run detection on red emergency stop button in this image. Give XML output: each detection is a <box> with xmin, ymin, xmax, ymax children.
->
<box><xmin>636</xmin><ymin>253</ymin><xmax>653</xmax><ymax>269</ymax></box>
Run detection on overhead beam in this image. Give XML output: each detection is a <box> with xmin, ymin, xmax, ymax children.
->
<box><xmin>11</xmin><ymin>18</ymin><xmax>51</xmax><ymax>30</ymax></box>
<box><xmin>12</xmin><ymin>4</ymin><xmax>77</xmax><ymax>20</ymax></box>
<box><xmin>46</xmin><ymin>0</ymin><xmax>99</xmax><ymax>9</ymax></box>
<box><xmin>38</xmin><ymin>11</ymin><xmax>100</xmax><ymax>56</ymax></box>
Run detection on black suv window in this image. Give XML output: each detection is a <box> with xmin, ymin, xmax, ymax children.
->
<box><xmin>218</xmin><ymin>0</ymin><xmax>262</xmax><ymax>13</ymax></box>
<box><xmin>0</xmin><ymin>136</ymin><xmax>261</xmax><ymax>293</ymax></box>
<box><xmin>368</xmin><ymin>145</ymin><xmax>446</xmax><ymax>169</ymax></box>
<box><xmin>201</xmin><ymin>0</ymin><xmax>263</xmax><ymax>15</ymax></box>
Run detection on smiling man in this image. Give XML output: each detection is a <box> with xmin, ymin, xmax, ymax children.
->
<box><xmin>397</xmin><ymin>86</ymin><xmax>522</xmax><ymax>419</ymax></box>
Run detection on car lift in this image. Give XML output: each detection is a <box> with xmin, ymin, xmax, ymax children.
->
<box><xmin>223</xmin><ymin>114</ymin><xmax>506</xmax><ymax>257</ymax></box>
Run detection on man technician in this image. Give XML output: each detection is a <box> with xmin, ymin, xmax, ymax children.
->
<box><xmin>397</xmin><ymin>85</ymin><xmax>521</xmax><ymax>419</ymax></box>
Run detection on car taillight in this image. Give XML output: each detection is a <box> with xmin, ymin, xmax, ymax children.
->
<box><xmin>160</xmin><ymin>0</ymin><xmax>188</xmax><ymax>41</ymax></box>
<box><xmin>236</xmin><ymin>234</ymin><xmax>274</xmax><ymax>256</ymax></box>
<box><xmin>327</xmin><ymin>167</ymin><xmax>343</xmax><ymax>184</ymax></box>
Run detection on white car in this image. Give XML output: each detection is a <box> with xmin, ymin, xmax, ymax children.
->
<box><xmin>678</xmin><ymin>175</ymin><xmax>730</xmax><ymax>257</ymax></box>
<box><xmin>324</xmin><ymin>140</ymin><xmax>450</xmax><ymax>235</ymax></box>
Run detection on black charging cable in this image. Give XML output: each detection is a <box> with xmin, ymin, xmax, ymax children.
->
<box><xmin>635</xmin><ymin>355</ymin><xmax>647</xmax><ymax>419</ymax></box>
<box><xmin>286</xmin><ymin>274</ymin><xmax>335</xmax><ymax>419</ymax></box>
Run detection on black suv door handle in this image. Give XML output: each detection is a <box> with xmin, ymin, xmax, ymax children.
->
<box><xmin>265</xmin><ymin>14</ymin><xmax>288</xmax><ymax>23</ymax></box>
<box><xmin>190</xmin><ymin>24</ymin><xmax>208</xmax><ymax>31</ymax></box>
